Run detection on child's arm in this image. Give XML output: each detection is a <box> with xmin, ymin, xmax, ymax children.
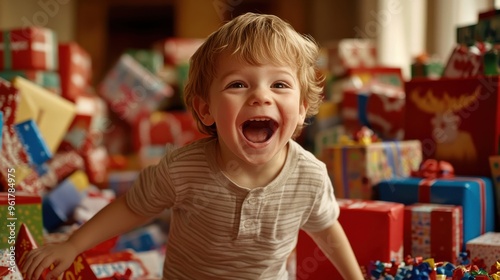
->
<box><xmin>307</xmin><ymin>220</ymin><xmax>364</xmax><ymax>280</ymax></box>
<box><xmin>22</xmin><ymin>195</ymin><xmax>151</xmax><ymax>280</ymax></box>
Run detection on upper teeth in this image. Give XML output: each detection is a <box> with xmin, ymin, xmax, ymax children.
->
<box><xmin>248</xmin><ymin>118</ymin><xmax>270</xmax><ymax>121</ymax></box>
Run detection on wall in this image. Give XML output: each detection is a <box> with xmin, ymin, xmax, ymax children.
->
<box><xmin>0</xmin><ymin>0</ymin><xmax>76</xmax><ymax>42</ymax></box>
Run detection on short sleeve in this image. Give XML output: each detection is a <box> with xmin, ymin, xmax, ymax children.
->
<box><xmin>125</xmin><ymin>154</ymin><xmax>177</xmax><ymax>217</ymax></box>
<box><xmin>300</xmin><ymin>170</ymin><xmax>339</xmax><ymax>232</ymax></box>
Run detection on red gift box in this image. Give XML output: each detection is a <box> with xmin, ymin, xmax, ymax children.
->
<box><xmin>15</xmin><ymin>223</ymin><xmax>97</xmax><ymax>280</ymax></box>
<box><xmin>323</xmin><ymin>39</ymin><xmax>378</xmax><ymax>77</ymax></box>
<box><xmin>153</xmin><ymin>37</ymin><xmax>204</xmax><ymax>66</ymax></box>
<box><xmin>86</xmin><ymin>250</ymin><xmax>150</xmax><ymax>279</ymax></box>
<box><xmin>132</xmin><ymin>110</ymin><xmax>205</xmax><ymax>151</ymax></box>
<box><xmin>0</xmin><ymin>27</ymin><xmax>58</xmax><ymax>71</ymax></box>
<box><xmin>296</xmin><ymin>199</ymin><xmax>404</xmax><ymax>280</ymax></box>
<box><xmin>404</xmin><ymin>203</ymin><xmax>463</xmax><ymax>263</ymax></box>
<box><xmin>58</xmin><ymin>42</ymin><xmax>92</xmax><ymax>102</ymax></box>
<box><xmin>81</xmin><ymin>143</ymin><xmax>109</xmax><ymax>186</ymax></box>
<box><xmin>442</xmin><ymin>45</ymin><xmax>484</xmax><ymax>78</ymax></box>
<box><xmin>38</xmin><ymin>149</ymin><xmax>85</xmax><ymax>189</ymax></box>
<box><xmin>405</xmin><ymin>76</ymin><xmax>500</xmax><ymax>176</ymax></box>
<box><xmin>342</xmin><ymin>88</ymin><xmax>405</xmax><ymax>140</ymax></box>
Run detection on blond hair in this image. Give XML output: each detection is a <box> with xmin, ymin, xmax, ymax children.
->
<box><xmin>184</xmin><ymin>12</ymin><xmax>324</xmax><ymax>137</ymax></box>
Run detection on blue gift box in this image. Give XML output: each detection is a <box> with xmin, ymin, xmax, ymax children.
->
<box><xmin>375</xmin><ymin>177</ymin><xmax>495</xmax><ymax>249</ymax></box>
<box><xmin>42</xmin><ymin>177</ymin><xmax>83</xmax><ymax>231</ymax></box>
<box><xmin>14</xmin><ymin>119</ymin><xmax>52</xmax><ymax>166</ymax></box>
<box><xmin>0</xmin><ymin>111</ymin><xmax>3</xmax><ymax>147</ymax></box>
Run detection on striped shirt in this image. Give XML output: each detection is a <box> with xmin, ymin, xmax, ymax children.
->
<box><xmin>126</xmin><ymin>137</ymin><xmax>339</xmax><ymax>279</ymax></box>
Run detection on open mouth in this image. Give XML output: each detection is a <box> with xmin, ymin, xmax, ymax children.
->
<box><xmin>242</xmin><ymin>118</ymin><xmax>279</xmax><ymax>143</ymax></box>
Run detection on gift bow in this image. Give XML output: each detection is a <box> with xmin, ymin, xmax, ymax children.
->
<box><xmin>411</xmin><ymin>159</ymin><xmax>454</xmax><ymax>179</ymax></box>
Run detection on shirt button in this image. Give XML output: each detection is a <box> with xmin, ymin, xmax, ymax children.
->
<box><xmin>243</xmin><ymin>220</ymin><xmax>254</xmax><ymax>228</ymax></box>
<box><xmin>248</xmin><ymin>198</ymin><xmax>257</xmax><ymax>205</ymax></box>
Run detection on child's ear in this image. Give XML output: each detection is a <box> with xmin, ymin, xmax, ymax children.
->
<box><xmin>299</xmin><ymin>99</ymin><xmax>308</xmax><ymax>124</ymax></box>
<box><xmin>193</xmin><ymin>96</ymin><xmax>215</xmax><ymax>126</ymax></box>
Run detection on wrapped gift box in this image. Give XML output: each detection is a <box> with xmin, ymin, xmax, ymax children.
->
<box><xmin>405</xmin><ymin>76</ymin><xmax>500</xmax><ymax>177</ymax></box>
<box><xmin>42</xmin><ymin>170</ymin><xmax>89</xmax><ymax>231</ymax></box>
<box><xmin>376</xmin><ymin>176</ymin><xmax>495</xmax><ymax>249</ymax></box>
<box><xmin>38</xmin><ymin>149</ymin><xmax>85</xmax><ymax>190</ymax></box>
<box><xmin>323</xmin><ymin>39</ymin><xmax>377</xmax><ymax>77</ymax></box>
<box><xmin>86</xmin><ymin>250</ymin><xmax>150</xmax><ymax>280</ymax></box>
<box><xmin>296</xmin><ymin>199</ymin><xmax>404</xmax><ymax>280</ymax></box>
<box><xmin>98</xmin><ymin>54</ymin><xmax>173</xmax><ymax>124</ymax></box>
<box><xmin>442</xmin><ymin>44</ymin><xmax>484</xmax><ymax>78</ymax></box>
<box><xmin>15</xmin><ymin>223</ymin><xmax>97</xmax><ymax>280</ymax></box>
<box><xmin>411</xmin><ymin>54</ymin><xmax>444</xmax><ymax>79</ymax></box>
<box><xmin>132</xmin><ymin>110</ymin><xmax>205</xmax><ymax>151</ymax></box>
<box><xmin>466</xmin><ymin>232</ymin><xmax>500</xmax><ymax>268</ymax></box>
<box><xmin>456</xmin><ymin>24</ymin><xmax>477</xmax><ymax>46</ymax></box>
<box><xmin>58</xmin><ymin>42</ymin><xmax>92</xmax><ymax>102</ymax></box>
<box><xmin>322</xmin><ymin>140</ymin><xmax>422</xmax><ymax>199</ymax></box>
<box><xmin>0</xmin><ymin>192</ymin><xmax>43</xmax><ymax>249</ymax></box>
<box><xmin>404</xmin><ymin>203</ymin><xmax>463</xmax><ymax>263</ymax></box>
<box><xmin>489</xmin><ymin>155</ymin><xmax>500</xmax><ymax>230</ymax></box>
<box><xmin>342</xmin><ymin>88</ymin><xmax>405</xmax><ymax>141</ymax></box>
<box><xmin>13</xmin><ymin>76</ymin><xmax>76</xmax><ymax>154</ymax></box>
<box><xmin>153</xmin><ymin>37</ymin><xmax>204</xmax><ymax>66</ymax></box>
<box><xmin>126</xmin><ymin>48</ymin><xmax>163</xmax><ymax>75</ymax></box>
<box><xmin>0</xmin><ymin>70</ymin><xmax>61</xmax><ymax>94</ymax></box>
<box><xmin>14</xmin><ymin>119</ymin><xmax>52</xmax><ymax>166</ymax></box>
<box><xmin>0</xmin><ymin>27</ymin><xmax>58</xmax><ymax>71</ymax></box>
<box><xmin>0</xmin><ymin>79</ymin><xmax>42</xmax><ymax>193</ymax></box>
<box><xmin>326</xmin><ymin>67</ymin><xmax>403</xmax><ymax>104</ymax></box>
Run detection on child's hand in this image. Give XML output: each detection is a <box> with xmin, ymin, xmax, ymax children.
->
<box><xmin>22</xmin><ymin>241</ymin><xmax>78</xmax><ymax>280</ymax></box>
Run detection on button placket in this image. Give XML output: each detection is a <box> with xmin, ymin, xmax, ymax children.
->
<box><xmin>237</xmin><ymin>191</ymin><xmax>264</xmax><ymax>238</ymax></box>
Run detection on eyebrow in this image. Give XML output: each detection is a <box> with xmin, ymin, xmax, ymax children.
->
<box><xmin>218</xmin><ymin>68</ymin><xmax>297</xmax><ymax>82</ymax></box>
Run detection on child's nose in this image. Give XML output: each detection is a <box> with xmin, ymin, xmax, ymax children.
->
<box><xmin>249</xmin><ymin>87</ymin><xmax>272</xmax><ymax>105</ymax></box>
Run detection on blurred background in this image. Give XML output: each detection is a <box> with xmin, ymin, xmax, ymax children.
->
<box><xmin>0</xmin><ymin>0</ymin><xmax>497</xmax><ymax>84</ymax></box>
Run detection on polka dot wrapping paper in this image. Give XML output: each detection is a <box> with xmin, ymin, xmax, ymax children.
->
<box><xmin>466</xmin><ymin>232</ymin><xmax>500</xmax><ymax>269</ymax></box>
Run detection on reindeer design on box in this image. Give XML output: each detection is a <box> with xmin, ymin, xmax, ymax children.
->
<box><xmin>410</xmin><ymin>86</ymin><xmax>480</xmax><ymax>163</ymax></box>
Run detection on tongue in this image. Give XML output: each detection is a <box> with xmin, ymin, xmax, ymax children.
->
<box><xmin>243</xmin><ymin>122</ymin><xmax>271</xmax><ymax>143</ymax></box>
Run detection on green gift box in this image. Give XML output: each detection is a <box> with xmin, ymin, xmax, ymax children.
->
<box><xmin>0</xmin><ymin>192</ymin><xmax>43</xmax><ymax>249</ymax></box>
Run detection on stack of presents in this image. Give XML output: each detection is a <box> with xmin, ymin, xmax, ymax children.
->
<box><xmin>296</xmin><ymin>8</ymin><xmax>500</xmax><ymax>280</ymax></box>
<box><xmin>0</xmin><ymin>25</ymin><xmax>205</xmax><ymax>279</ymax></box>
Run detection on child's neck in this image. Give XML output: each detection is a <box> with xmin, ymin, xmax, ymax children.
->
<box><xmin>216</xmin><ymin>142</ymin><xmax>288</xmax><ymax>189</ymax></box>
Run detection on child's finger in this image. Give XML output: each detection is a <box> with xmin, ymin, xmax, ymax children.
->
<box><xmin>22</xmin><ymin>249</ymin><xmax>40</xmax><ymax>273</ymax></box>
<box><xmin>23</xmin><ymin>249</ymin><xmax>44</xmax><ymax>278</ymax></box>
<box><xmin>31</xmin><ymin>255</ymin><xmax>56</xmax><ymax>280</ymax></box>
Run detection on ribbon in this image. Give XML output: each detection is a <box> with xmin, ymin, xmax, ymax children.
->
<box><xmin>383</xmin><ymin>141</ymin><xmax>401</xmax><ymax>177</ymax></box>
<box><xmin>413</xmin><ymin>159</ymin><xmax>487</xmax><ymax>234</ymax></box>
<box><xmin>2</xmin><ymin>31</ymin><xmax>11</xmax><ymax>68</ymax></box>
<box><xmin>357</xmin><ymin>93</ymin><xmax>371</xmax><ymax>129</ymax></box>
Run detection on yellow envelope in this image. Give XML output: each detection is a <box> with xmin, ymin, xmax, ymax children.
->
<box><xmin>13</xmin><ymin>77</ymin><xmax>76</xmax><ymax>153</ymax></box>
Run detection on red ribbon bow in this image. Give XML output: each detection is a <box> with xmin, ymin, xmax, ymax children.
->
<box><xmin>411</xmin><ymin>159</ymin><xmax>455</xmax><ymax>179</ymax></box>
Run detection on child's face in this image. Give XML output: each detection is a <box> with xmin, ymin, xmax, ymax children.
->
<box><xmin>195</xmin><ymin>54</ymin><xmax>307</xmax><ymax>166</ymax></box>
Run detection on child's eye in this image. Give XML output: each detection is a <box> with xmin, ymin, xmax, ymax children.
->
<box><xmin>227</xmin><ymin>82</ymin><xmax>245</xmax><ymax>88</ymax></box>
<box><xmin>272</xmin><ymin>82</ymin><xmax>289</xmax><ymax>88</ymax></box>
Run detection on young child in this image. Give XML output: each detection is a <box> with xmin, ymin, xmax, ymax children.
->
<box><xmin>23</xmin><ymin>12</ymin><xmax>363</xmax><ymax>280</ymax></box>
